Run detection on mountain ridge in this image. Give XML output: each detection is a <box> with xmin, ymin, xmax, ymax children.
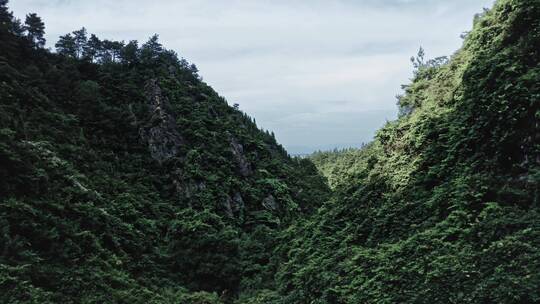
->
<box><xmin>1</xmin><ymin>0</ymin><xmax>539</xmax><ymax>303</ymax></box>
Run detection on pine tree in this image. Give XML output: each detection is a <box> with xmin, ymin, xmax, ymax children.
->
<box><xmin>55</xmin><ymin>33</ymin><xmax>77</xmax><ymax>57</ymax></box>
<box><xmin>84</xmin><ymin>33</ymin><xmax>101</xmax><ymax>62</ymax></box>
<box><xmin>120</xmin><ymin>40</ymin><xmax>139</xmax><ymax>64</ymax></box>
<box><xmin>141</xmin><ymin>34</ymin><xmax>163</xmax><ymax>62</ymax></box>
<box><xmin>24</xmin><ymin>13</ymin><xmax>45</xmax><ymax>47</ymax></box>
<box><xmin>101</xmin><ymin>39</ymin><xmax>124</xmax><ymax>63</ymax></box>
<box><xmin>110</xmin><ymin>40</ymin><xmax>124</xmax><ymax>62</ymax></box>
<box><xmin>0</xmin><ymin>0</ymin><xmax>13</xmax><ymax>32</ymax></box>
<box><xmin>72</xmin><ymin>27</ymin><xmax>87</xmax><ymax>58</ymax></box>
<box><xmin>11</xmin><ymin>17</ymin><xmax>24</xmax><ymax>36</ymax></box>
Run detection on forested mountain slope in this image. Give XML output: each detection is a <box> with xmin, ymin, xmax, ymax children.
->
<box><xmin>0</xmin><ymin>1</ymin><xmax>328</xmax><ymax>302</ymax></box>
<box><xmin>280</xmin><ymin>0</ymin><xmax>540</xmax><ymax>302</ymax></box>
<box><xmin>1</xmin><ymin>0</ymin><xmax>539</xmax><ymax>303</ymax></box>
<box><xmin>309</xmin><ymin>147</ymin><xmax>370</xmax><ymax>189</ymax></box>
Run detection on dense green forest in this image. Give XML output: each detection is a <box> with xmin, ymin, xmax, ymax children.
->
<box><xmin>0</xmin><ymin>0</ymin><xmax>329</xmax><ymax>302</ymax></box>
<box><xmin>309</xmin><ymin>147</ymin><xmax>369</xmax><ymax>189</ymax></box>
<box><xmin>0</xmin><ymin>0</ymin><xmax>539</xmax><ymax>303</ymax></box>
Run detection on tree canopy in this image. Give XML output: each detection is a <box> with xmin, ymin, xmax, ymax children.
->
<box><xmin>0</xmin><ymin>0</ymin><xmax>538</xmax><ymax>303</ymax></box>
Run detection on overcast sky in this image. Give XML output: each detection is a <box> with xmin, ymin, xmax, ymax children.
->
<box><xmin>11</xmin><ymin>0</ymin><xmax>494</xmax><ymax>154</ymax></box>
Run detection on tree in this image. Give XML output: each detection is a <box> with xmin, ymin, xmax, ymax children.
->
<box><xmin>0</xmin><ymin>0</ymin><xmax>13</xmax><ymax>32</ymax></box>
<box><xmin>99</xmin><ymin>39</ymin><xmax>113</xmax><ymax>62</ymax></box>
<box><xmin>101</xmin><ymin>39</ymin><xmax>124</xmax><ymax>63</ymax></box>
<box><xmin>84</xmin><ymin>33</ymin><xmax>101</xmax><ymax>62</ymax></box>
<box><xmin>24</xmin><ymin>13</ymin><xmax>45</xmax><ymax>47</ymax></box>
<box><xmin>410</xmin><ymin>46</ymin><xmax>425</xmax><ymax>69</ymax></box>
<box><xmin>10</xmin><ymin>17</ymin><xmax>24</xmax><ymax>36</ymax></box>
<box><xmin>141</xmin><ymin>34</ymin><xmax>163</xmax><ymax>62</ymax></box>
<box><xmin>72</xmin><ymin>27</ymin><xmax>87</xmax><ymax>58</ymax></box>
<box><xmin>110</xmin><ymin>40</ymin><xmax>124</xmax><ymax>62</ymax></box>
<box><xmin>55</xmin><ymin>33</ymin><xmax>77</xmax><ymax>57</ymax></box>
<box><xmin>120</xmin><ymin>40</ymin><xmax>139</xmax><ymax>65</ymax></box>
<box><xmin>189</xmin><ymin>63</ymin><xmax>199</xmax><ymax>75</ymax></box>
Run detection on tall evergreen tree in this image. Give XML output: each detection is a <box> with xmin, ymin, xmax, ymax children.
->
<box><xmin>24</xmin><ymin>13</ymin><xmax>45</xmax><ymax>47</ymax></box>
<box><xmin>0</xmin><ymin>0</ymin><xmax>13</xmax><ymax>31</ymax></box>
<box><xmin>141</xmin><ymin>34</ymin><xmax>163</xmax><ymax>62</ymax></box>
<box><xmin>110</xmin><ymin>40</ymin><xmax>124</xmax><ymax>62</ymax></box>
<box><xmin>10</xmin><ymin>17</ymin><xmax>24</xmax><ymax>36</ymax></box>
<box><xmin>0</xmin><ymin>0</ymin><xmax>17</xmax><ymax>60</ymax></box>
<box><xmin>120</xmin><ymin>40</ymin><xmax>139</xmax><ymax>64</ymax></box>
<box><xmin>72</xmin><ymin>27</ymin><xmax>87</xmax><ymax>58</ymax></box>
<box><xmin>101</xmin><ymin>39</ymin><xmax>124</xmax><ymax>63</ymax></box>
<box><xmin>84</xmin><ymin>33</ymin><xmax>102</xmax><ymax>62</ymax></box>
<box><xmin>55</xmin><ymin>33</ymin><xmax>77</xmax><ymax>57</ymax></box>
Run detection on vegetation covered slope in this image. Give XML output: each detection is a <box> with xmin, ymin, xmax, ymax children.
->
<box><xmin>0</xmin><ymin>2</ymin><xmax>328</xmax><ymax>303</ymax></box>
<box><xmin>1</xmin><ymin>0</ymin><xmax>539</xmax><ymax>303</ymax></box>
<box><xmin>309</xmin><ymin>147</ymin><xmax>370</xmax><ymax>189</ymax></box>
<box><xmin>278</xmin><ymin>0</ymin><xmax>540</xmax><ymax>302</ymax></box>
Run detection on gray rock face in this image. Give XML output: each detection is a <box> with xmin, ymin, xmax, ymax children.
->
<box><xmin>233</xmin><ymin>192</ymin><xmax>245</xmax><ymax>210</ymax></box>
<box><xmin>173</xmin><ymin>176</ymin><xmax>206</xmax><ymax>200</ymax></box>
<box><xmin>223</xmin><ymin>196</ymin><xmax>234</xmax><ymax>218</ymax></box>
<box><xmin>229</xmin><ymin>136</ymin><xmax>252</xmax><ymax>177</ymax></box>
<box><xmin>262</xmin><ymin>194</ymin><xmax>278</xmax><ymax>211</ymax></box>
<box><xmin>140</xmin><ymin>79</ymin><xmax>184</xmax><ymax>163</ymax></box>
<box><xmin>223</xmin><ymin>192</ymin><xmax>245</xmax><ymax>218</ymax></box>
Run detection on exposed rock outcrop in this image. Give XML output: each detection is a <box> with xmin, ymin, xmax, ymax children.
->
<box><xmin>229</xmin><ymin>135</ymin><xmax>252</xmax><ymax>177</ymax></box>
<box><xmin>173</xmin><ymin>174</ymin><xmax>207</xmax><ymax>200</ymax></box>
<box><xmin>139</xmin><ymin>79</ymin><xmax>185</xmax><ymax>163</ymax></box>
<box><xmin>223</xmin><ymin>192</ymin><xmax>246</xmax><ymax>218</ymax></box>
<box><xmin>262</xmin><ymin>194</ymin><xmax>278</xmax><ymax>211</ymax></box>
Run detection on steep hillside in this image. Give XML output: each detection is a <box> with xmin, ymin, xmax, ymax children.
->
<box><xmin>0</xmin><ymin>2</ymin><xmax>328</xmax><ymax>303</ymax></box>
<box><xmin>1</xmin><ymin>0</ymin><xmax>539</xmax><ymax>303</ymax></box>
<box><xmin>276</xmin><ymin>0</ymin><xmax>540</xmax><ymax>303</ymax></box>
<box><xmin>309</xmin><ymin>147</ymin><xmax>371</xmax><ymax>189</ymax></box>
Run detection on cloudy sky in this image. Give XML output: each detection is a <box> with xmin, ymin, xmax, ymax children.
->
<box><xmin>12</xmin><ymin>0</ymin><xmax>494</xmax><ymax>154</ymax></box>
